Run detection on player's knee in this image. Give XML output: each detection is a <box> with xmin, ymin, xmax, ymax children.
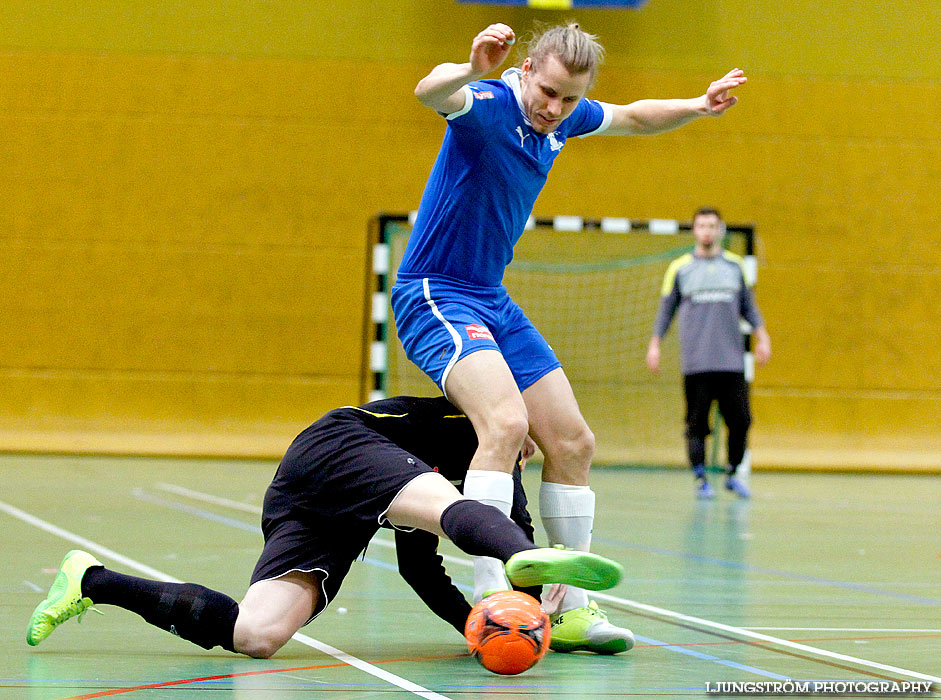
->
<box><xmin>237</xmin><ymin>630</ymin><xmax>289</xmax><ymax>659</ymax></box>
<box><xmin>579</xmin><ymin>425</ymin><xmax>596</xmax><ymax>460</ymax></box>
<box><xmin>572</xmin><ymin>426</ymin><xmax>595</xmax><ymax>469</ymax></box>
<box><xmin>482</xmin><ymin>411</ymin><xmax>529</xmax><ymax>454</ymax></box>
<box><xmin>548</xmin><ymin>424</ymin><xmax>595</xmax><ymax>465</ymax></box>
<box><xmin>234</xmin><ymin>621</ymin><xmax>295</xmax><ymax>659</ymax></box>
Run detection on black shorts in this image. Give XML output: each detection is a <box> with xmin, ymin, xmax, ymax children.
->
<box><xmin>249</xmin><ymin>410</ymin><xmax>437</xmax><ymax>621</ymax></box>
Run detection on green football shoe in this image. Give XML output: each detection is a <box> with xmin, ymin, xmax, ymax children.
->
<box><xmin>504</xmin><ymin>548</ymin><xmax>623</xmax><ymax>591</ymax></box>
<box><xmin>550</xmin><ymin>600</ymin><xmax>635</xmax><ymax>654</ymax></box>
<box><xmin>26</xmin><ymin>550</ymin><xmax>103</xmax><ymax>646</ymax></box>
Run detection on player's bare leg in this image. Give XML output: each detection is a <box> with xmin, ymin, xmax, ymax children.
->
<box><xmin>445</xmin><ymin>350</ymin><xmax>528</xmax><ymax>599</ymax></box>
<box><xmin>234</xmin><ymin>572</ymin><xmax>320</xmax><ymax>658</ymax></box>
<box><xmin>445</xmin><ymin>349</ymin><xmax>529</xmax><ymax>474</ymax></box>
<box><xmin>386</xmin><ymin>472</ymin><xmax>622</xmax><ymax>593</ymax></box>
<box><xmin>385</xmin><ymin>471</ymin><xmax>463</xmax><ymax>536</ymax></box>
<box><xmin>27</xmin><ymin>550</ymin><xmax>298</xmax><ymax>657</ymax></box>
<box><xmin>523</xmin><ymin>368</ymin><xmax>635</xmax><ymax>654</ymax></box>
<box><xmin>523</xmin><ymin>367</ymin><xmax>593</xmax><ymax>487</ymax></box>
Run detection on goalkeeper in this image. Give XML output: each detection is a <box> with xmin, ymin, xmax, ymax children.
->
<box><xmin>26</xmin><ymin>396</ymin><xmax>623</xmax><ymax>658</ymax></box>
<box><xmin>392</xmin><ymin>20</ymin><xmax>746</xmax><ymax>653</ymax></box>
<box><xmin>646</xmin><ymin>207</ymin><xmax>772</xmax><ymax>499</ymax></box>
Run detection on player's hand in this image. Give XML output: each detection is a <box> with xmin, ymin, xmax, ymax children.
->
<box><xmin>519</xmin><ymin>435</ymin><xmax>537</xmax><ymax>471</ymax></box>
<box><xmin>540</xmin><ymin>584</ymin><xmax>567</xmax><ymax>616</ymax></box>
<box><xmin>469</xmin><ymin>24</ymin><xmax>516</xmax><ymax>76</ymax></box>
<box><xmin>704</xmin><ymin>68</ymin><xmax>746</xmax><ymax>116</ymax></box>
<box><xmin>646</xmin><ymin>340</ymin><xmax>661</xmax><ymax>373</ymax></box>
<box><xmin>754</xmin><ymin>337</ymin><xmax>771</xmax><ymax>365</ymax></box>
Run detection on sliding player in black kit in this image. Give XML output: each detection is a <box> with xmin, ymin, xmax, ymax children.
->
<box><xmin>27</xmin><ymin>396</ymin><xmax>623</xmax><ymax>658</ymax></box>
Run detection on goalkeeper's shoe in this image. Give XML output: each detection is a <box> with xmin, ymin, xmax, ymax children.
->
<box><xmin>505</xmin><ymin>548</ymin><xmax>623</xmax><ymax>591</ymax></box>
<box><xmin>725</xmin><ymin>475</ymin><xmax>751</xmax><ymax>499</ymax></box>
<box><xmin>550</xmin><ymin>600</ymin><xmax>635</xmax><ymax>654</ymax></box>
<box><xmin>27</xmin><ymin>550</ymin><xmax>103</xmax><ymax>646</ymax></box>
<box><xmin>695</xmin><ymin>479</ymin><xmax>716</xmax><ymax>500</ymax></box>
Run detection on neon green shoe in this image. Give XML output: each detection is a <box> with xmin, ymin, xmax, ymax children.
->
<box><xmin>479</xmin><ymin>589</ymin><xmax>506</xmax><ymax>600</ymax></box>
<box><xmin>26</xmin><ymin>550</ymin><xmax>103</xmax><ymax>646</ymax></box>
<box><xmin>505</xmin><ymin>548</ymin><xmax>623</xmax><ymax>591</ymax></box>
<box><xmin>550</xmin><ymin>600</ymin><xmax>635</xmax><ymax>654</ymax></box>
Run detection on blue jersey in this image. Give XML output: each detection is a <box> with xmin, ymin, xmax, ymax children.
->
<box><xmin>398</xmin><ymin>68</ymin><xmax>612</xmax><ymax>287</ymax></box>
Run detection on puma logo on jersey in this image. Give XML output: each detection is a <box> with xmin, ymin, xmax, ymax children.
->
<box><xmin>466</xmin><ymin>324</ymin><xmax>494</xmax><ymax>341</ymax></box>
<box><xmin>515</xmin><ymin>126</ymin><xmax>530</xmax><ymax>148</ymax></box>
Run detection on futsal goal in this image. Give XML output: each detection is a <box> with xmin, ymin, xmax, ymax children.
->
<box><xmin>365</xmin><ymin>213</ymin><xmax>756</xmax><ymax>469</ymax></box>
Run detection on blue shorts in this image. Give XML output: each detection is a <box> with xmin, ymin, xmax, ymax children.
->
<box><xmin>391</xmin><ymin>275</ymin><xmax>561</xmax><ymax>396</ymax></box>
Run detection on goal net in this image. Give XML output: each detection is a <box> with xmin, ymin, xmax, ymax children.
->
<box><xmin>368</xmin><ymin>214</ymin><xmax>754</xmax><ymax>468</ymax></box>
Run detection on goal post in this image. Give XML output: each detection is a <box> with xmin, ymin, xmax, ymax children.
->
<box><xmin>365</xmin><ymin>213</ymin><xmax>756</xmax><ymax>469</ymax></box>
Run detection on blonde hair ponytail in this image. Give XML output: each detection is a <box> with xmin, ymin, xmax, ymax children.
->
<box><xmin>525</xmin><ymin>21</ymin><xmax>605</xmax><ymax>85</ymax></box>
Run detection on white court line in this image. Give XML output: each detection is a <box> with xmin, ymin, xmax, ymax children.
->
<box><xmin>157</xmin><ymin>483</ymin><xmax>263</xmax><ymax>514</ymax></box>
<box><xmin>156</xmin><ymin>484</ymin><xmax>941</xmax><ymax>685</ymax></box>
<box><xmin>745</xmin><ymin>628</ymin><xmax>941</xmax><ymax>633</ymax></box>
<box><xmin>591</xmin><ymin>589</ymin><xmax>941</xmax><ymax>684</ymax></box>
<box><xmin>0</xmin><ymin>499</ymin><xmax>452</xmax><ymax>700</ymax></box>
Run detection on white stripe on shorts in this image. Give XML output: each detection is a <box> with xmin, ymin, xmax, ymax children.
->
<box><xmin>422</xmin><ymin>277</ymin><xmax>463</xmax><ymax>398</ymax></box>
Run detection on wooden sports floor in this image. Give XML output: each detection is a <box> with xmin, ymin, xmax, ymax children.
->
<box><xmin>2</xmin><ymin>454</ymin><xmax>939</xmax><ymax>699</ymax></box>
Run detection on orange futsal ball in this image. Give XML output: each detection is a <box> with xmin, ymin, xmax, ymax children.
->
<box><xmin>464</xmin><ymin>590</ymin><xmax>550</xmax><ymax>675</ymax></box>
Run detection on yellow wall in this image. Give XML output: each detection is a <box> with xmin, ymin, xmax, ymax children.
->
<box><xmin>1</xmin><ymin>1</ymin><xmax>938</xmax><ymax>466</ymax></box>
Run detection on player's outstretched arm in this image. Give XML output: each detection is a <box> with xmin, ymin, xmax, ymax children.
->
<box><xmin>414</xmin><ymin>23</ymin><xmax>516</xmax><ymax>114</ymax></box>
<box><xmin>394</xmin><ymin>528</ymin><xmax>472</xmax><ymax>634</ymax></box>
<box><xmin>605</xmin><ymin>68</ymin><xmax>747</xmax><ymax>136</ymax></box>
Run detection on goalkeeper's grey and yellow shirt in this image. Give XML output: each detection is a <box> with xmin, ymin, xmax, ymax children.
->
<box><xmin>653</xmin><ymin>251</ymin><xmax>765</xmax><ymax>375</ymax></box>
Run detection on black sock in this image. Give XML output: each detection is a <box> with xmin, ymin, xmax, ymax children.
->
<box><xmin>440</xmin><ymin>499</ymin><xmax>537</xmax><ymax>562</ymax></box>
<box><xmin>82</xmin><ymin>567</ymin><xmax>239</xmax><ymax>652</ymax></box>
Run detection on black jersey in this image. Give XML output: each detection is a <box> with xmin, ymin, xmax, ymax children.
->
<box><xmin>330</xmin><ymin>396</ymin><xmax>479</xmax><ymax>481</ymax></box>
<box><xmin>250</xmin><ymin>395</ymin><xmax>534</xmax><ymax>632</ymax></box>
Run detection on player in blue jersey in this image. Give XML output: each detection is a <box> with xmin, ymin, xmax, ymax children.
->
<box><xmin>392</xmin><ymin>21</ymin><xmax>747</xmax><ymax>654</ymax></box>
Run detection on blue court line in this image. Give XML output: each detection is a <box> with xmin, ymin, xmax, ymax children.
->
<box><xmin>135</xmin><ymin>488</ymin><xmax>795</xmax><ymax>682</ymax></box>
<box><xmin>590</xmin><ymin>535</ymin><xmax>940</xmax><ymax>606</ymax></box>
<box><xmin>633</xmin><ymin>634</ymin><xmax>792</xmax><ymax>680</ymax></box>
<box><xmin>131</xmin><ymin>488</ymin><xmax>263</xmax><ymax>533</ymax></box>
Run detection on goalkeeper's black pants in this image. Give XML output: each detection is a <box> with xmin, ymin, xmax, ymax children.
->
<box><xmin>684</xmin><ymin>371</ymin><xmax>751</xmax><ymax>473</ymax></box>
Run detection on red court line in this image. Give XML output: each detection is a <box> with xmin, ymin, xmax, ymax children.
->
<box><xmin>59</xmin><ymin>654</ymin><xmax>463</xmax><ymax>699</ymax></box>
<box><xmin>60</xmin><ymin>664</ymin><xmax>348</xmax><ymax>699</ymax></box>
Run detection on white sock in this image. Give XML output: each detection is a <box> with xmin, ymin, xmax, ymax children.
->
<box><xmin>540</xmin><ymin>481</ymin><xmax>595</xmax><ymax>612</ymax></box>
<box><xmin>463</xmin><ymin>470</ymin><xmax>514</xmax><ymax>603</ymax></box>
